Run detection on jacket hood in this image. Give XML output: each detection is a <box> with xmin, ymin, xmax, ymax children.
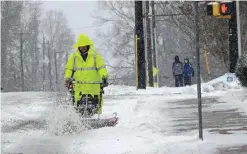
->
<box><xmin>184</xmin><ymin>58</ymin><xmax>190</xmax><ymax>63</ymax></box>
<box><xmin>175</xmin><ymin>55</ymin><xmax>180</xmax><ymax>62</ymax></box>
<box><xmin>73</xmin><ymin>34</ymin><xmax>94</xmax><ymax>49</ymax></box>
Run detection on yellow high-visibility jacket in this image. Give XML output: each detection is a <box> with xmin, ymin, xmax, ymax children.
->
<box><xmin>64</xmin><ymin>34</ymin><xmax>108</xmax><ymax>113</ymax></box>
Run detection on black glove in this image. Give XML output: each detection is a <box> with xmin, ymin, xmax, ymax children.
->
<box><xmin>102</xmin><ymin>77</ymin><xmax>108</xmax><ymax>87</ymax></box>
<box><xmin>64</xmin><ymin>79</ymin><xmax>70</xmax><ymax>87</ymax></box>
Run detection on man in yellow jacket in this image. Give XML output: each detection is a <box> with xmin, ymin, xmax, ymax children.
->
<box><xmin>64</xmin><ymin>34</ymin><xmax>108</xmax><ymax>115</ymax></box>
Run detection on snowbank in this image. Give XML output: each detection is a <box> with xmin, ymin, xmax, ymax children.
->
<box><xmin>204</xmin><ymin>73</ymin><xmax>242</xmax><ymax>91</ymax></box>
<box><xmin>0</xmin><ymin>73</ymin><xmax>241</xmax><ymax>99</ymax></box>
<box><xmin>104</xmin><ymin>73</ymin><xmax>243</xmax><ymax>97</ymax></box>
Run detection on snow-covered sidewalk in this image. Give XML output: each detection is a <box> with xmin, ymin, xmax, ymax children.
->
<box><xmin>166</xmin><ymin>91</ymin><xmax>247</xmax><ymax>154</ymax></box>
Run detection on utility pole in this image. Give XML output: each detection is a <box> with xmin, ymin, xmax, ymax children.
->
<box><xmin>228</xmin><ymin>1</ymin><xmax>238</xmax><ymax>73</ymax></box>
<box><xmin>54</xmin><ymin>50</ymin><xmax>58</xmax><ymax>92</ymax></box>
<box><xmin>20</xmin><ymin>31</ymin><xmax>24</xmax><ymax>91</ymax></box>
<box><xmin>135</xmin><ymin>1</ymin><xmax>146</xmax><ymax>89</ymax></box>
<box><xmin>146</xmin><ymin>1</ymin><xmax>154</xmax><ymax>87</ymax></box>
<box><xmin>194</xmin><ymin>1</ymin><xmax>203</xmax><ymax>140</ymax></box>
<box><xmin>151</xmin><ymin>1</ymin><xmax>158</xmax><ymax>87</ymax></box>
<box><xmin>42</xmin><ymin>36</ymin><xmax>46</xmax><ymax>91</ymax></box>
<box><xmin>14</xmin><ymin>31</ymin><xmax>30</xmax><ymax>91</ymax></box>
<box><xmin>47</xmin><ymin>41</ymin><xmax>53</xmax><ymax>91</ymax></box>
<box><xmin>236</xmin><ymin>1</ymin><xmax>241</xmax><ymax>57</ymax></box>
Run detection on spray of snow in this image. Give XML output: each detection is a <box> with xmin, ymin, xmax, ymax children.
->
<box><xmin>45</xmin><ymin>97</ymin><xmax>87</xmax><ymax>136</ymax></box>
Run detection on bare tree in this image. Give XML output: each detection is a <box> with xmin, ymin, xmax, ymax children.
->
<box><xmin>1</xmin><ymin>2</ymin><xmax>74</xmax><ymax>92</ymax></box>
<box><xmin>93</xmin><ymin>1</ymin><xmax>247</xmax><ymax>87</ymax></box>
<box><xmin>20</xmin><ymin>1</ymin><xmax>43</xmax><ymax>91</ymax></box>
<box><xmin>41</xmin><ymin>9</ymin><xmax>75</xmax><ymax>92</ymax></box>
<box><xmin>1</xmin><ymin>1</ymin><xmax>24</xmax><ymax>91</ymax></box>
<box><xmin>157</xmin><ymin>1</ymin><xmax>247</xmax><ymax>83</ymax></box>
<box><xmin>92</xmin><ymin>1</ymin><xmax>136</xmax><ymax>85</ymax></box>
<box><xmin>240</xmin><ymin>2</ymin><xmax>247</xmax><ymax>54</ymax></box>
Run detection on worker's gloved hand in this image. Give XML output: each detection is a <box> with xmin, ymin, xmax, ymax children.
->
<box><xmin>64</xmin><ymin>78</ymin><xmax>70</xmax><ymax>87</ymax></box>
<box><xmin>102</xmin><ymin>77</ymin><xmax>108</xmax><ymax>88</ymax></box>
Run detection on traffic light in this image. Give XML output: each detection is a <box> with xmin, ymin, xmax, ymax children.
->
<box><xmin>207</xmin><ymin>1</ymin><xmax>234</xmax><ymax>17</ymax></box>
<box><xmin>220</xmin><ymin>1</ymin><xmax>234</xmax><ymax>16</ymax></box>
<box><xmin>207</xmin><ymin>2</ymin><xmax>220</xmax><ymax>16</ymax></box>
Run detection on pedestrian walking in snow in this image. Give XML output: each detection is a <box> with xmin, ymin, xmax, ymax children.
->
<box><xmin>183</xmin><ymin>58</ymin><xmax>194</xmax><ymax>86</ymax></box>
<box><xmin>172</xmin><ymin>55</ymin><xmax>184</xmax><ymax>87</ymax></box>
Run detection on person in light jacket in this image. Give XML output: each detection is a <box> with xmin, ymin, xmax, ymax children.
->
<box><xmin>64</xmin><ymin>34</ymin><xmax>109</xmax><ymax>115</ymax></box>
<box><xmin>172</xmin><ymin>55</ymin><xmax>184</xmax><ymax>87</ymax></box>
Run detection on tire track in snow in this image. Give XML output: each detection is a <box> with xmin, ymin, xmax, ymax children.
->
<box><xmin>1</xmin><ymin>119</ymin><xmax>47</xmax><ymax>133</ymax></box>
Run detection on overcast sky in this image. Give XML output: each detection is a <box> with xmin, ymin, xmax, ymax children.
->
<box><xmin>42</xmin><ymin>1</ymin><xmax>100</xmax><ymax>46</ymax></box>
<box><xmin>42</xmin><ymin>1</ymin><xmax>114</xmax><ymax>68</ymax></box>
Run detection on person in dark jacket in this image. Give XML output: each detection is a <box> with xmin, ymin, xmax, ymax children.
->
<box><xmin>172</xmin><ymin>55</ymin><xmax>184</xmax><ymax>87</ymax></box>
<box><xmin>183</xmin><ymin>58</ymin><xmax>194</xmax><ymax>86</ymax></box>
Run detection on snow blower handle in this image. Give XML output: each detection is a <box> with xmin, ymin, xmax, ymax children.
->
<box><xmin>71</xmin><ymin>81</ymin><xmax>103</xmax><ymax>84</ymax></box>
<box><xmin>70</xmin><ymin>80</ymin><xmax>105</xmax><ymax>94</ymax></box>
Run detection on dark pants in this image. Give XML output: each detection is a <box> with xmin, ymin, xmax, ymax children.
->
<box><xmin>184</xmin><ymin>76</ymin><xmax>192</xmax><ymax>86</ymax></box>
<box><xmin>77</xmin><ymin>94</ymin><xmax>100</xmax><ymax>116</ymax></box>
<box><xmin>174</xmin><ymin>74</ymin><xmax>184</xmax><ymax>87</ymax></box>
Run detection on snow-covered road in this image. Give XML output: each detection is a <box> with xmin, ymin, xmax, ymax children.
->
<box><xmin>1</xmin><ymin>77</ymin><xmax>247</xmax><ymax>154</ymax></box>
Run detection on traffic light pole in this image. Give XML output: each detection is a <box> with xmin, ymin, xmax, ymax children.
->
<box><xmin>135</xmin><ymin>1</ymin><xmax>146</xmax><ymax>89</ymax></box>
<box><xmin>228</xmin><ymin>1</ymin><xmax>238</xmax><ymax>73</ymax></box>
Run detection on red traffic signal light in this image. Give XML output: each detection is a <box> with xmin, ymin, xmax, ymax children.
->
<box><xmin>220</xmin><ymin>1</ymin><xmax>233</xmax><ymax>15</ymax></box>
